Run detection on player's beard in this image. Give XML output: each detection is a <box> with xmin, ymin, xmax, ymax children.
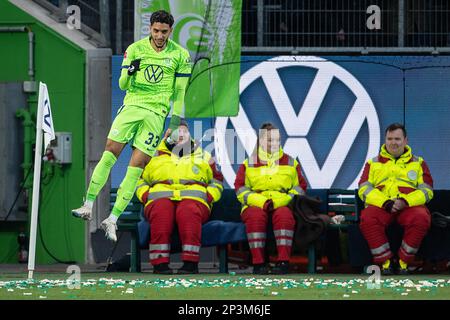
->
<box><xmin>153</xmin><ymin>38</ymin><xmax>167</xmax><ymax>49</ymax></box>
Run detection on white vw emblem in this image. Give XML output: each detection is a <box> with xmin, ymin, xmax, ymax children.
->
<box><xmin>215</xmin><ymin>56</ymin><xmax>380</xmax><ymax>189</ymax></box>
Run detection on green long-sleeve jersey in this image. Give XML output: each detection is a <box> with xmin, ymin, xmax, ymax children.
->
<box><xmin>119</xmin><ymin>37</ymin><xmax>192</xmax><ymax>117</ymax></box>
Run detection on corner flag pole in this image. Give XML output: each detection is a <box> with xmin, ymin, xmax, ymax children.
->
<box><xmin>28</xmin><ymin>82</ymin><xmax>55</xmax><ymax>280</ymax></box>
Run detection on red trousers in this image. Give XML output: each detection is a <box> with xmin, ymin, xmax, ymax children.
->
<box><xmin>241</xmin><ymin>206</ymin><xmax>295</xmax><ymax>265</ymax></box>
<box><xmin>144</xmin><ymin>198</ymin><xmax>210</xmax><ymax>266</ymax></box>
<box><xmin>359</xmin><ymin>205</ymin><xmax>431</xmax><ymax>264</ymax></box>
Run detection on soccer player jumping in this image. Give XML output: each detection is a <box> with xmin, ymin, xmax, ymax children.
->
<box><xmin>72</xmin><ymin>10</ymin><xmax>192</xmax><ymax>242</ymax></box>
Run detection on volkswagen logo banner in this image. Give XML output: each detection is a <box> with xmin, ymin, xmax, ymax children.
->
<box><xmin>112</xmin><ymin>55</ymin><xmax>450</xmax><ymax>190</ymax></box>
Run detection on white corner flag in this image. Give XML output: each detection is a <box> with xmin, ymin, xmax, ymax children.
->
<box><xmin>40</xmin><ymin>83</ymin><xmax>55</xmax><ymax>150</ymax></box>
<box><xmin>28</xmin><ymin>82</ymin><xmax>56</xmax><ymax>280</ymax></box>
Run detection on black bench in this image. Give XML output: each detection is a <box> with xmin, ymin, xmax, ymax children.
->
<box><xmin>114</xmin><ymin>189</ymin><xmax>248</xmax><ymax>273</ymax></box>
<box><xmin>115</xmin><ymin>189</ymin><xmax>330</xmax><ymax>273</ymax></box>
<box><xmin>115</xmin><ymin>188</ymin><xmax>450</xmax><ymax>273</ymax></box>
<box><xmin>346</xmin><ymin>190</ymin><xmax>450</xmax><ymax>268</ymax></box>
<box><xmin>110</xmin><ymin>189</ymin><xmax>143</xmax><ymax>272</ymax></box>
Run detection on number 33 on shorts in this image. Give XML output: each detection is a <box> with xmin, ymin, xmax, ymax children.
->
<box><xmin>144</xmin><ymin>132</ymin><xmax>160</xmax><ymax>148</ymax></box>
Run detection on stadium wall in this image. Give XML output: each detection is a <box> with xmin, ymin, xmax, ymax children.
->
<box><xmin>0</xmin><ymin>1</ymin><xmax>86</xmax><ymax>264</ymax></box>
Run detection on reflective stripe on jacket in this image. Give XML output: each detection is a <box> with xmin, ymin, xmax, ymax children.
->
<box><xmin>136</xmin><ymin>140</ymin><xmax>223</xmax><ymax>209</ymax></box>
<box><xmin>358</xmin><ymin>144</ymin><xmax>433</xmax><ymax>208</ymax></box>
<box><xmin>234</xmin><ymin>146</ymin><xmax>307</xmax><ymax>213</ymax></box>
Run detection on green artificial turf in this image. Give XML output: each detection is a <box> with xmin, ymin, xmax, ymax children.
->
<box><xmin>1</xmin><ymin>273</ymin><xmax>450</xmax><ymax>300</ymax></box>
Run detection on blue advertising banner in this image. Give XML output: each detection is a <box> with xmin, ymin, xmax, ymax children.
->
<box><xmin>112</xmin><ymin>55</ymin><xmax>450</xmax><ymax>190</ymax></box>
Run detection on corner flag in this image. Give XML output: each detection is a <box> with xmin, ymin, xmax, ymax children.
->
<box><xmin>40</xmin><ymin>83</ymin><xmax>55</xmax><ymax>150</ymax></box>
<box><xmin>28</xmin><ymin>82</ymin><xmax>55</xmax><ymax>279</ymax></box>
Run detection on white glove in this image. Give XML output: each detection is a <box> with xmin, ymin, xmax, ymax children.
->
<box><xmin>166</xmin><ymin>129</ymin><xmax>179</xmax><ymax>145</ymax></box>
<box><xmin>331</xmin><ymin>215</ymin><xmax>345</xmax><ymax>225</ymax></box>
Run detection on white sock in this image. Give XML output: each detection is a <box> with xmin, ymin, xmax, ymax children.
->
<box><xmin>84</xmin><ymin>200</ymin><xmax>94</xmax><ymax>209</ymax></box>
<box><xmin>107</xmin><ymin>214</ymin><xmax>118</xmax><ymax>223</ymax></box>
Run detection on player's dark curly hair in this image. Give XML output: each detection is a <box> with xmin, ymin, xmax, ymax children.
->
<box><xmin>150</xmin><ymin>10</ymin><xmax>174</xmax><ymax>27</ymax></box>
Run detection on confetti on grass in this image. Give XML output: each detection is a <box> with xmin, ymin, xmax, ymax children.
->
<box><xmin>1</xmin><ymin>277</ymin><xmax>450</xmax><ymax>297</ymax></box>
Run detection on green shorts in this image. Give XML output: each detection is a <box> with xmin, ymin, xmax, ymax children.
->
<box><xmin>108</xmin><ymin>104</ymin><xmax>166</xmax><ymax>157</ymax></box>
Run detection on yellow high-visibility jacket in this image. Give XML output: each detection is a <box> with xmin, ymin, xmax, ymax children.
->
<box><xmin>358</xmin><ymin>144</ymin><xmax>433</xmax><ymax>208</ymax></box>
<box><xmin>234</xmin><ymin>147</ymin><xmax>307</xmax><ymax>213</ymax></box>
<box><xmin>135</xmin><ymin>140</ymin><xmax>224</xmax><ymax>209</ymax></box>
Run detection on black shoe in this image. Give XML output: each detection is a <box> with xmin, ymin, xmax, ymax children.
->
<box><xmin>252</xmin><ymin>264</ymin><xmax>269</xmax><ymax>275</ymax></box>
<box><xmin>381</xmin><ymin>266</ymin><xmax>394</xmax><ymax>276</ymax></box>
<box><xmin>380</xmin><ymin>259</ymin><xmax>395</xmax><ymax>276</ymax></box>
<box><xmin>271</xmin><ymin>261</ymin><xmax>290</xmax><ymax>275</ymax></box>
<box><xmin>153</xmin><ymin>263</ymin><xmax>173</xmax><ymax>275</ymax></box>
<box><xmin>381</xmin><ymin>263</ymin><xmax>394</xmax><ymax>276</ymax></box>
<box><xmin>397</xmin><ymin>260</ymin><xmax>410</xmax><ymax>275</ymax></box>
<box><xmin>398</xmin><ymin>268</ymin><xmax>410</xmax><ymax>276</ymax></box>
<box><xmin>177</xmin><ymin>261</ymin><xmax>199</xmax><ymax>274</ymax></box>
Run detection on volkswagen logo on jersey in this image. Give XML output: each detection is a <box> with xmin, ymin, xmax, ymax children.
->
<box><xmin>144</xmin><ymin>65</ymin><xmax>164</xmax><ymax>83</ymax></box>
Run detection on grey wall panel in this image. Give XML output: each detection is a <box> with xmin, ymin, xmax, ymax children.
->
<box><xmin>0</xmin><ymin>82</ymin><xmax>27</xmax><ymax>221</ymax></box>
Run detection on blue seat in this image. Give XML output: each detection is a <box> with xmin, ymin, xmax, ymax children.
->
<box><xmin>137</xmin><ymin>219</ymin><xmax>247</xmax><ymax>249</ymax></box>
<box><xmin>134</xmin><ymin>190</ymin><xmax>247</xmax><ymax>272</ymax></box>
<box><xmin>201</xmin><ymin>221</ymin><xmax>247</xmax><ymax>246</ymax></box>
<box><xmin>136</xmin><ymin>217</ymin><xmax>247</xmax><ymax>273</ymax></box>
<box><xmin>119</xmin><ymin>189</ymin><xmax>329</xmax><ymax>273</ymax></box>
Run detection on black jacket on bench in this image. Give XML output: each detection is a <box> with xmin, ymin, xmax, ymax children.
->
<box><xmin>288</xmin><ymin>194</ymin><xmax>331</xmax><ymax>250</ymax></box>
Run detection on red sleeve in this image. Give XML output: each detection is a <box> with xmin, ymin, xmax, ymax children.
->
<box><xmin>358</xmin><ymin>162</ymin><xmax>371</xmax><ymax>186</ymax></box>
<box><xmin>295</xmin><ymin>163</ymin><xmax>307</xmax><ymax>191</ymax></box>
<box><xmin>234</xmin><ymin>164</ymin><xmax>247</xmax><ymax>192</ymax></box>
<box><xmin>209</xmin><ymin>160</ymin><xmax>224</xmax><ymax>182</ymax></box>
<box><xmin>421</xmin><ymin>160</ymin><xmax>433</xmax><ymax>187</ymax></box>
<box><xmin>141</xmin><ymin>191</ymin><xmax>149</xmax><ymax>204</ymax></box>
